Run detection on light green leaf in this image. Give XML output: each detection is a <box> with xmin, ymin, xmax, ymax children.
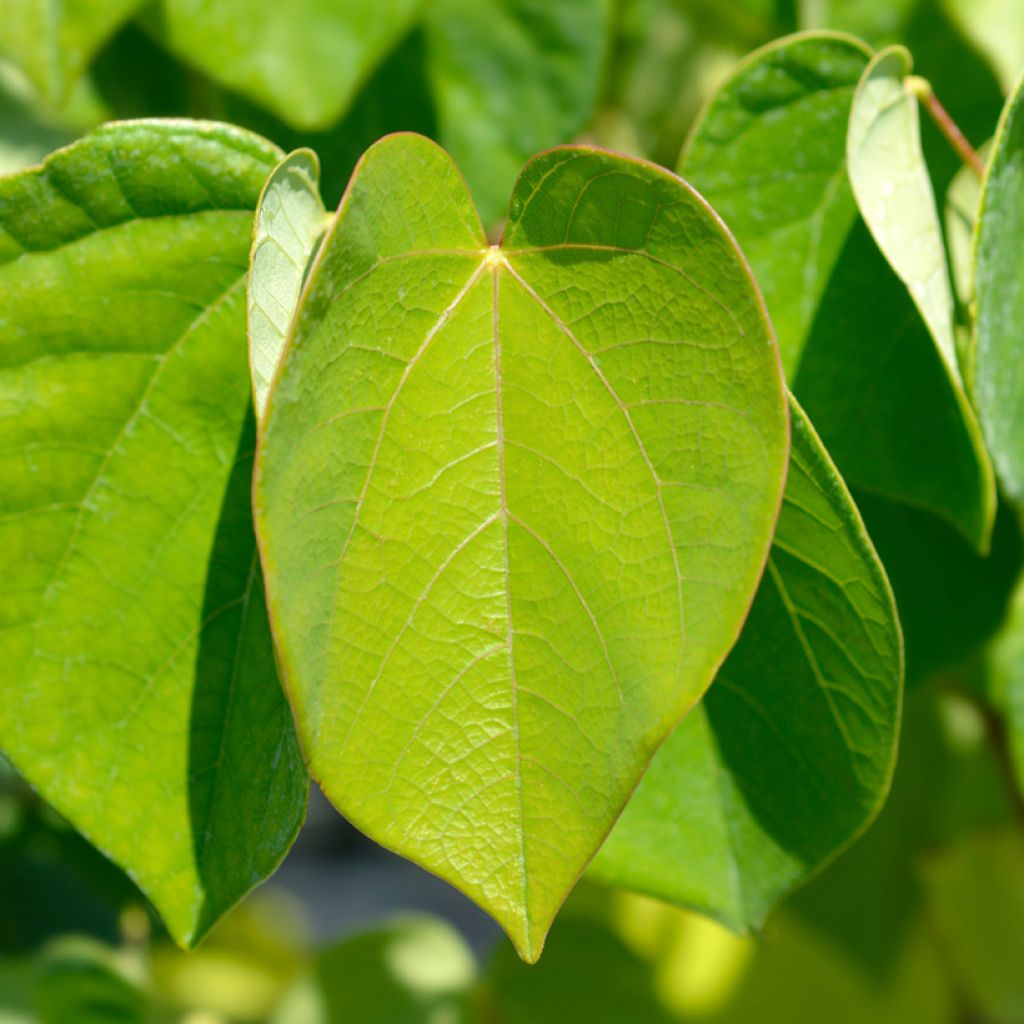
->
<box><xmin>272</xmin><ymin>915</ymin><xmax>477</xmax><ymax>1024</ymax></box>
<box><xmin>974</xmin><ymin>72</ymin><xmax>1024</xmax><ymax>503</ymax></box>
<box><xmin>147</xmin><ymin>0</ymin><xmax>422</xmax><ymax>131</ymax></box>
<box><xmin>847</xmin><ymin>46</ymin><xmax>958</xmax><ymax>376</ymax></box>
<box><xmin>590</xmin><ymin>396</ymin><xmax>902</xmax><ymax>930</ymax></box>
<box><xmin>35</xmin><ymin>938</ymin><xmax>147</xmax><ymax>1024</ymax></box>
<box><xmin>797</xmin><ymin>0</ymin><xmax>917</xmax><ymax>46</ymax></box>
<box><xmin>255</xmin><ymin>134</ymin><xmax>789</xmax><ymax>961</ymax></box>
<box><xmin>986</xmin><ymin>573</ymin><xmax>1024</xmax><ymax>795</ymax></box>
<box><xmin>247</xmin><ymin>149</ymin><xmax>329</xmax><ymax>420</ymax></box>
<box><xmin>0</xmin><ymin>120</ymin><xmax>308</xmax><ymax>947</ymax></box>
<box><xmin>0</xmin><ymin>0</ymin><xmax>145</xmax><ymax>104</ymax></box>
<box><xmin>945</xmin><ymin>145</ymin><xmax>984</xmax><ymax>313</ymax></box>
<box><xmin>683</xmin><ymin>31</ymin><xmax>995</xmax><ymax>549</ymax></box>
<box><xmin>424</xmin><ymin>0</ymin><xmax>613</xmax><ymax>229</ymax></box>
<box><xmin>682</xmin><ymin>31</ymin><xmax>872</xmax><ymax>376</ymax></box>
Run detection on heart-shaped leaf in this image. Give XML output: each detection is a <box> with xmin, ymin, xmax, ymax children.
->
<box><xmin>0</xmin><ymin>120</ymin><xmax>308</xmax><ymax>947</ymax></box>
<box><xmin>973</xmin><ymin>71</ymin><xmax>1024</xmax><ymax>503</ymax></box>
<box><xmin>590</xmin><ymin>395</ymin><xmax>902</xmax><ymax>929</ymax></box>
<box><xmin>684</xmin><ymin>30</ymin><xmax>995</xmax><ymax>550</ymax></box>
<box><xmin>254</xmin><ymin>133</ymin><xmax>789</xmax><ymax>960</ymax></box>
<box><xmin>247</xmin><ymin>148</ymin><xmax>329</xmax><ymax>419</ymax></box>
<box><xmin>0</xmin><ymin>0</ymin><xmax>145</xmax><ymax>105</ymax></box>
<box><xmin>146</xmin><ymin>0</ymin><xmax>422</xmax><ymax>131</ymax></box>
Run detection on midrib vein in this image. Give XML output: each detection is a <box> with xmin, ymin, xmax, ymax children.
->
<box><xmin>491</xmin><ymin>257</ymin><xmax>531</xmax><ymax>952</ymax></box>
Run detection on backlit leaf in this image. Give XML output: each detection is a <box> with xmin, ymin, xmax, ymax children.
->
<box><xmin>0</xmin><ymin>120</ymin><xmax>308</xmax><ymax>947</ymax></box>
<box><xmin>247</xmin><ymin>149</ymin><xmax>329</xmax><ymax>419</ymax></box>
<box><xmin>254</xmin><ymin>133</ymin><xmax>789</xmax><ymax>960</ymax></box>
<box><xmin>847</xmin><ymin>46</ymin><xmax>958</xmax><ymax>375</ymax></box>
<box><xmin>0</xmin><ymin>0</ymin><xmax>145</xmax><ymax>104</ymax></box>
<box><xmin>590</xmin><ymin>396</ymin><xmax>902</xmax><ymax>929</ymax></box>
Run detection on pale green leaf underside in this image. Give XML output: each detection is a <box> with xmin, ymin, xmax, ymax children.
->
<box><xmin>148</xmin><ymin>0</ymin><xmax>422</xmax><ymax>131</ymax></box>
<box><xmin>847</xmin><ymin>47</ymin><xmax>958</xmax><ymax>377</ymax></box>
<box><xmin>684</xmin><ymin>30</ymin><xmax>994</xmax><ymax>550</ymax></box>
<box><xmin>0</xmin><ymin>0</ymin><xmax>145</xmax><ymax>103</ymax></box>
<box><xmin>0</xmin><ymin>120</ymin><xmax>307</xmax><ymax>947</ymax></box>
<box><xmin>682</xmin><ymin>31</ymin><xmax>872</xmax><ymax>377</ymax></box>
<box><xmin>248</xmin><ymin>148</ymin><xmax>329</xmax><ymax>419</ymax></box>
<box><xmin>974</xmin><ymin>72</ymin><xmax>1024</xmax><ymax>503</ymax></box>
<box><xmin>590</xmin><ymin>396</ymin><xmax>902</xmax><ymax>930</ymax></box>
<box><xmin>255</xmin><ymin>133</ymin><xmax>789</xmax><ymax>961</ymax></box>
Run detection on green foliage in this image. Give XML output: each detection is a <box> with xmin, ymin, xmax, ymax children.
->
<box><xmin>1</xmin><ymin>3</ymin><xmax>1023</xmax><ymax>1019</ymax></box>
<box><xmin>591</xmin><ymin>397</ymin><xmax>902</xmax><ymax>929</ymax></box>
<box><xmin>0</xmin><ymin>121</ymin><xmax>307</xmax><ymax>948</ymax></box>
<box><xmin>254</xmin><ymin>132</ymin><xmax>788</xmax><ymax>959</ymax></box>
<box><xmin>974</xmin><ymin>73</ymin><xmax>1024</xmax><ymax>502</ymax></box>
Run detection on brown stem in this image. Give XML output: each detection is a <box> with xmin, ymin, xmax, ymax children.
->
<box><xmin>908</xmin><ymin>76</ymin><xmax>986</xmax><ymax>179</ymax></box>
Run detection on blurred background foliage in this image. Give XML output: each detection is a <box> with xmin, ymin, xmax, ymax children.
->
<box><xmin>1</xmin><ymin>0</ymin><xmax>1023</xmax><ymax>1021</ymax></box>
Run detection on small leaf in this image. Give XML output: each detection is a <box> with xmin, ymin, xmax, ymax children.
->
<box><xmin>974</xmin><ymin>72</ymin><xmax>1024</xmax><ymax>503</ymax></box>
<box><xmin>683</xmin><ymin>31</ymin><xmax>872</xmax><ymax>375</ymax></box>
<box><xmin>847</xmin><ymin>46</ymin><xmax>958</xmax><ymax>376</ymax></box>
<box><xmin>424</xmin><ymin>0</ymin><xmax>613</xmax><ymax>228</ymax></box>
<box><xmin>247</xmin><ymin>149</ymin><xmax>329</xmax><ymax>420</ymax></box>
<box><xmin>0</xmin><ymin>120</ymin><xmax>308</xmax><ymax>947</ymax></box>
<box><xmin>146</xmin><ymin>0</ymin><xmax>422</xmax><ymax>131</ymax></box>
<box><xmin>0</xmin><ymin>0</ymin><xmax>145</xmax><ymax>104</ymax></box>
<box><xmin>590</xmin><ymin>396</ymin><xmax>902</xmax><ymax>930</ymax></box>
<box><xmin>255</xmin><ymin>134</ymin><xmax>789</xmax><ymax>960</ymax></box>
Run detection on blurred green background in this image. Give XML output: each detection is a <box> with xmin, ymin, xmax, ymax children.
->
<box><xmin>2</xmin><ymin>0</ymin><xmax>1023</xmax><ymax>1020</ymax></box>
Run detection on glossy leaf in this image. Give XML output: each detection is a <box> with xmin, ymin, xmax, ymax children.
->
<box><xmin>424</xmin><ymin>0</ymin><xmax>613</xmax><ymax>228</ymax></box>
<box><xmin>974</xmin><ymin>73</ymin><xmax>1024</xmax><ymax>503</ymax></box>
<box><xmin>247</xmin><ymin>149</ymin><xmax>329</xmax><ymax>419</ymax></box>
<box><xmin>684</xmin><ymin>31</ymin><xmax>994</xmax><ymax>548</ymax></box>
<box><xmin>255</xmin><ymin>133</ymin><xmax>789</xmax><ymax>960</ymax></box>
<box><xmin>847</xmin><ymin>47</ymin><xmax>958</xmax><ymax>376</ymax></box>
<box><xmin>945</xmin><ymin>144</ymin><xmax>984</xmax><ymax>313</ymax></box>
<box><xmin>0</xmin><ymin>1</ymin><xmax>144</xmax><ymax>104</ymax></box>
<box><xmin>682</xmin><ymin>31</ymin><xmax>871</xmax><ymax>375</ymax></box>
<box><xmin>590</xmin><ymin>397</ymin><xmax>902</xmax><ymax>929</ymax></box>
<box><xmin>0</xmin><ymin>120</ymin><xmax>308</xmax><ymax>947</ymax></box>
<box><xmin>146</xmin><ymin>0</ymin><xmax>422</xmax><ymax>131</ymax></box>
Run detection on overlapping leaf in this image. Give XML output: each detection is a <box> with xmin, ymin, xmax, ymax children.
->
<box><xmin>254</xmin><ymin>133</ymin><xmax>789</xmax><ymax>960</ymax></box>
<box><xmin>684</xmin><ymin>30</ymin><xmax>994</xmax><ymax>549</ymax></box>
<box><xmin>0</xmin><ymin>120</ymin><xmax>307</xmax><ymax>947</ymax></box>
<box><xmin>247</xmin><ymin>149</ymin><xmax>329</xmax><ymax>419</ymax></box>
<box><xmin>590</xmin><ymin>397</ymin><xmax>902</xmax><ymax>929</ymax></box>
<box><xmin>973</xmin><ymin>72</ymin><xmax>1024</xmax><ymax>503</ymax></box>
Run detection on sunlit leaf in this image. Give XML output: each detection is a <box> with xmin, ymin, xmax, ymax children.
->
<box><xmin>684</xmin><ymin>31</ymin><xmax>994</xmax><ymax>549</ymax></box>
<box><xmin>973</xmin><ymin>72</ymin><xmax>1024</xmax><ymax>503</ymax></box>
<box><xmin>847</xmin><ymin>47</ymin><xmax>959</xmax><ymax>373</ymax></box>
<box><xmin>590</xmin><ymin>396</ymin><xmax>902</xmax><ymax>930</ymax></box>
<box><xmin>247</xmin><ymin>149</ymin><xmax>329</xmax><ymax>419</ymax></box>
<box><xmin>683</xmin><ymin>31</ymin><xmax>871</xmax><ymax>375</ymax></box>
<box><xmin>254</xmin><ymin>133</ymin><xmax>789</xmax><ymax>960</ymax></box>
<box><xmin>0</xmin><ymin>120</ymin><xmax>308</xmax><ymax>947</ymax></box>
